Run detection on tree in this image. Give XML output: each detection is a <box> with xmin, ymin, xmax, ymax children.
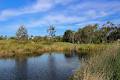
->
<box><xmin>74</xmin><ymin>24</ymin><xmax>98</xmax><ymax>43</ymax></box>
<box><xmin>82</xmin><ymin>24</ymin><xmax>98</xmax><ymax>43</ymax></box>
<box><xmin>99</xmin><ymin>22</ymin><xmax>117</xmax><ymax>43</ymax></box>
<box><xmin>54</xmin><ymin>36</ymin><xmax>63</xmax><ymax>42</ymax></box>
<box><xmin>107</xmin><ymin>27</ymin><xmax>120</xmax><ymax>42</ymax></box>
<box><xmin>16</xmin><ymin>25</ymin><xmax>28</xmax><ymax>41</ymax></box>
<box><xmin>47</xmin><ymin>25</ymin><xmax>56</xmax><ymax>39</ymax></box>
<box><xmin>0</xmin><ymin>35</ymin><xmax>5</xmax><ymax>40</ymax></box>
<box><xmin>9</xmin><ymin>36</ymin><xmax>16</xmax><ymax>40</ymax></box>
<box><xmin>74</xmin><ymin>28</ymin><xmax>87</xmax><ymax>43</ymax></box>
<box><xmin>63</xmin><ymin>30</ymin><xmax>74</xmax><ymax>43</ymax></box>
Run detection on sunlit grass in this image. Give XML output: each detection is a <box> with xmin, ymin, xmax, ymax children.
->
<box><xmin>71</xmin><ymin>44</ymin><xmax>120</xmax><ymax>80</ymax></box>
<box><xmin>0</xmin><ymin>40</ymin><xmax>118</xmax><ymax>58</ymax></box>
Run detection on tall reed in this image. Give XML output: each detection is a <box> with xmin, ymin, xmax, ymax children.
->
<box><xmin>71</xmin><ymin>45</ymin><xmax>120</xmax><ymax>80</ymax></box>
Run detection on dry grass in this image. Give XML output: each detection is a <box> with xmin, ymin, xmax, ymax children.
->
<box><xmin>71</xmin><ymin>44</ymin><xmax>120</xmax><ymax>80</ymax></box>
<box><xmin>0</xmin><ymin>40</ymin><xmax>117</xmax><ymax>58</ymax></box>
<box><xmin>0</xmin><ymin>40</ymin><xmax>75</xmax><ymax>57</ymax></box>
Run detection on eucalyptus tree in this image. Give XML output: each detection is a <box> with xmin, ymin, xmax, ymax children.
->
<box><xmin>16</xmin><ymin>25</ymin><xmax>28</xmax><ymax>41</ymax></box>
<box><xmin>47</xmin><ymin>25</ymin><xmax>56</xmax><ymax>39</ymax></box>
<box><xmin>63</xmin><ymin>30</ymin><xmax>74</xmax><ymax>43</ymax></box>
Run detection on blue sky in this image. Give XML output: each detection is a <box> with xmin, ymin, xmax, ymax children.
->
<box><xmin>0</xmin><ymin>0</ymin><xmax>120</xmax><ymax>36</ymax></box>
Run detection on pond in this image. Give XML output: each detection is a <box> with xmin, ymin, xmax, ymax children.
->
<box><xmin>0</xmin><ymin>52</ymin><xmax>84</xmax><ymax>80</ymax></box>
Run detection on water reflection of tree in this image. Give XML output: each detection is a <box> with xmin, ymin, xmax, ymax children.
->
<box><xmin>64</xmin><ymin>52</ymin><xmax>75</xmax><ymax>58</ymax></box>
<box><xmin>15</xmin><ymin>57</ymin><xmax>28</xmax><ymax>80</ymax></box>
<box><xmin>77</xmin><ymin>52</ymin><xmax>89</xmax><ymax>60</ymax></box>
<box><xmin>64</xmin><ymin>51</ymin><xmax>89</xmax><ymax>60</ymax></box>
<box><xmin>48</xmin><ymin>53</ymin><xmax>57</xmax><ymax>80</ymax></box>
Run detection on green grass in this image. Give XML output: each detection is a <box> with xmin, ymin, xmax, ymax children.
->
<box><xmin>0</xmin><ymin>40</ymin><xmax>74</xmax><ymax>57</ymax></box>
<box><xmin>0</xmin><ymin>40</ymin><xmax>114</xmax><ymax>58</ymax></box>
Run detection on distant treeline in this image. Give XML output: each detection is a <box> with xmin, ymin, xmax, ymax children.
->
<box><xmin>0</xmin><ymin>21</ymin><xmax>120</xmax><ymax>43</ymax></box>
<box><xmin>63</xmin><ymin>21</ymin><xmax>120</xmax><ymax>43</ymax></box>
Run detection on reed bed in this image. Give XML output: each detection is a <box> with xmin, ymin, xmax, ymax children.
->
<box><xmin>71</xmin><ymin>44</ymin><xmax>120</xmax><ymax>80</ymax></box>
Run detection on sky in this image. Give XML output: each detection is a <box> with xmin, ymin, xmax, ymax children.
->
<box><xmin>0</xmin><ymin>0</ymin><xmax>120</xmax><ymax>36</ymax></box>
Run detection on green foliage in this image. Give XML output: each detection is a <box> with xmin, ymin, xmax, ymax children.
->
<box><xmin>74</xmin><ymin>24</ymin><xmax>98</xmax><ymax>43</ymax></box>
<box><xmin>107</xmin><ymin>27</ymin><xmax>120</xmax><ymax>42</ymax></box>
<box><xmin>63</xmin><ymin>22</ymin><xmax>120</xmax><ymax>44</ymax></box>
<box><xmin>54</xmin><ymin>36</ymin><xmax>63</xmax><ymax>42</ymax></box>
<box><xmin>63</xmin><ymin>30</ymin><xmax>75</xmax><ymax>43</ymax></box>
<box><xmin>0</xmin><ymin>35</ymin><xmax>7</xmax><ymax>40</ymax></box>
<box><xmin>8</xmin><ymin>36</ymin><xmax>16</xmax><ymax>40</ymax></box>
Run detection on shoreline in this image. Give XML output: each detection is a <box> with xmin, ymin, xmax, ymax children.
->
<box><xmin>0</xmin><ymin>40</ymin><xmax>116</xmax><ymax>58</ymax></box>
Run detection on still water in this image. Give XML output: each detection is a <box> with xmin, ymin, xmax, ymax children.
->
<box><xmin>0</xmin><ymin>52</ymin><xmax>82</xmax><ymax>80</ymax></box>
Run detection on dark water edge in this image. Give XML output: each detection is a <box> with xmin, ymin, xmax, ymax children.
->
<box><xmin>0</xmin><ymin>52</ymin><xmax>88</xmax><ymax>80</ymax></box>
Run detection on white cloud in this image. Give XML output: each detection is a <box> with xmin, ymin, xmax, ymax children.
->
<box><xmin>0</xmin><ymin>0</ymin><xmax>76</xmax><ymax>21</ymax></box>
<box><xmin>25</xmin><ymin>14</ymin><xmax>87</xmax><ymax>28</ymax></box>
<box><xmin>0</xmin><ymin>0</ymin><xmax>120</xmax><ymax>21</ymax></box>
<box><xmin>54</xmin><ymin>0</ymin><xmax>75</xmax><ymax>5</ymax></box>
<box><xmin>66</xmin><ymin>1</ymin><xmax>120</xmax><ymax>19</ymax></box>
<box><xmin>42</xmin><ymin>15</ymin><xmax>87</xmax><ymax>24</ymax></box>
<box><xmin>23</xmin><ymin>0</ymin><xmax>54</xmax><ymax>13</ymax></box>
<box><xmin>0</xmin><ymin>0</ymin><xmax>54</xmax><ymax>20</ymax></box>
<box><xmin>84</xmin><ymin>10</ymin><xmax>108</xmax><ymax>19</ymax></box>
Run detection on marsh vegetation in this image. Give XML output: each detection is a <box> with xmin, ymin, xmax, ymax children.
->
<box><xmin>71</xmin><ymin>45</ymin><xmax>120</xmax><ymax>80</ymax></box>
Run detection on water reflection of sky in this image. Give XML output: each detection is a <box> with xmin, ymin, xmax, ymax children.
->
<box><xmin>0</xmin><ymin>52</ymin><xmax>81</xmax><ymax>80</ymax></box>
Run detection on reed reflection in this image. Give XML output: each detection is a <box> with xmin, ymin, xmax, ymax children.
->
<box><xmin>15</xmin><ymin>57</ymin><xmax>28</xmax><ymax>80</ymax></box>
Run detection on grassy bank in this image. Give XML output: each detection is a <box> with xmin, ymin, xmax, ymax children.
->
<box><xmin>71</xmin><ymin>44</ymin><xmax>120</xmax><ymax>80</ymax></box>
<box><xmin>0</xmin><ymin>40</ymin><xmax>115</xmax><ymax>58</ymax></box>
<box><xmin>0</xmin><ymin>40</ymin><xmax>72</xmax><ymax>57</ymax></box>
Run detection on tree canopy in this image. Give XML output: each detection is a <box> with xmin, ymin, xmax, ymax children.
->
<box><xmin>63</xmin><ymin>22</ymin><xmax>120</xmax><ymax>43</ymax></box>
